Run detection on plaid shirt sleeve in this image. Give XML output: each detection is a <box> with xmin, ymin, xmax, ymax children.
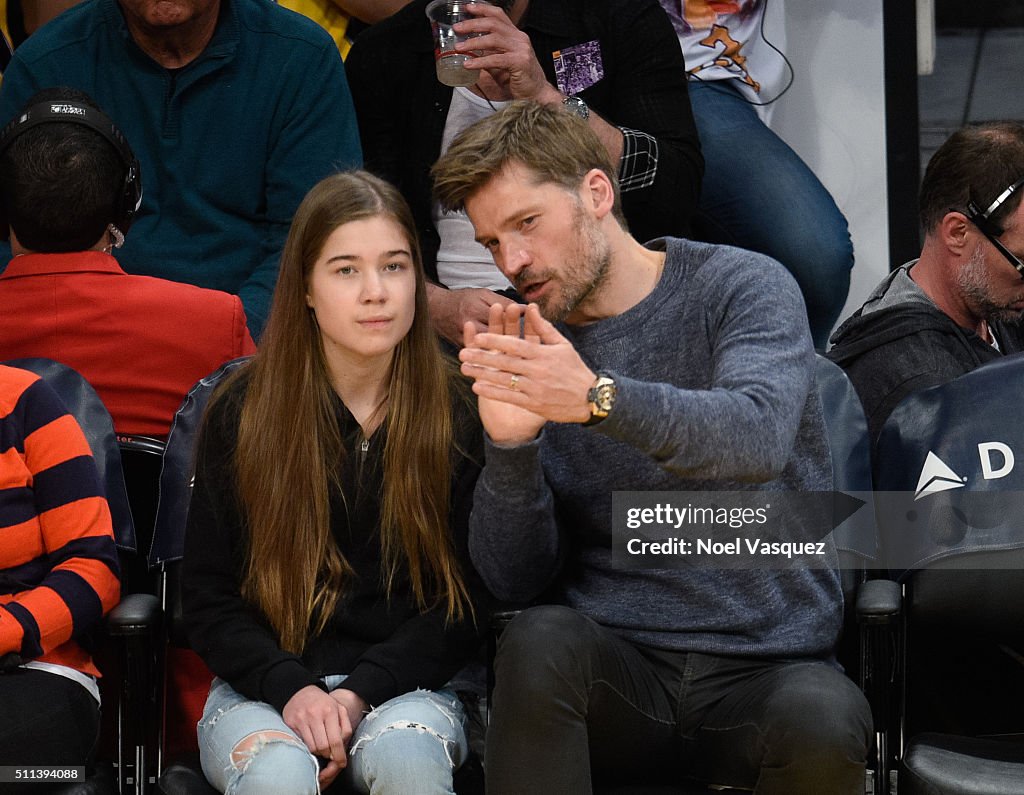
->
<box><xmin>618</xmin><ymin>127</ymin><xmax>660</xmax><ymax>192</ymax></box>
<box><xmin>534</xmin><ymin>0</ymin><xmax>703</xmax><ymax>242</ymax></box>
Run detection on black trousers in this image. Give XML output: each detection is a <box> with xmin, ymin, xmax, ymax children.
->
<box><xmin>0</xmin><ymin>667</ymin><xmax>100</xmax><ymax>791</ymax></box>
<box><xmin>486</xmin><ymin>605</ymin><xmax>872</xmax><ymax>795</ymax></box>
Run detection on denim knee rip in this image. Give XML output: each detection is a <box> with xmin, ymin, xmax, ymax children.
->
<box><xmin>199</xmin><ymin>697</ymin><xmax>241</xmax><ymax>730</ymax></box>
<box><xmin>228</xmin><ymin>729</ymin><xmax>311</xmax><ymax>771</ymax></box>
<box><xmin>349</xmin><ymin>690</ymin><xmax>462</xmax><ymax>767</ymax></box>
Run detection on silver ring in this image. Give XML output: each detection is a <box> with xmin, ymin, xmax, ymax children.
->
<box><xmin>510</xmin><ymin>374</ymin><xmax>520</xmax><ymax>390</ymax></box>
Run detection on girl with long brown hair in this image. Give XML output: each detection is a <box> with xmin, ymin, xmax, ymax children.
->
<box><xmin>182</xmin><ymin>171</ymin><xmax>483</xmax><ymax>794</ymax></box>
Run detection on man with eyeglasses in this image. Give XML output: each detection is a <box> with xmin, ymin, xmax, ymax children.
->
<box><xmin>828</xmin><ymin>121</ymin><xmax>1024</xmax><ymax>446</ymax></box>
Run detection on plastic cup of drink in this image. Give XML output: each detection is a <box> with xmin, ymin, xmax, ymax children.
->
<box><xmin>425</xmin><ymin>0</ymin><xmax>491</xmax><ymax>87</ymax></box>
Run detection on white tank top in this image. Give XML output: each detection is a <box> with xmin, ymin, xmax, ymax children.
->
<box><xmin>433</xmin><ymin>87</ymin><xmax>514</xmax><ymax>291</ymax></box>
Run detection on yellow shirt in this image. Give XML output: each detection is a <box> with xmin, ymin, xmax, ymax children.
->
<box><xmin>1</xmin><ymin>0</ymin><xmax>13</xmax><ymax>74</ymax></box>
<box><xmin>277</xmin><ymin>0</ymin><xmax>352</xmax><ymax>60</ymax></box>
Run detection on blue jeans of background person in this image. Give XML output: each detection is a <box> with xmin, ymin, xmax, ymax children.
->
<box><xmin>688</xmin><ymin>79</ymin><xmax>854</xmax><ymax>349</ymax></box>
<box><xmin>485</xmin><ymin>605</ymin><xmax>871</xmax><ymax>795</ymax></box>
<box><xmin>197</xmin><ymin>675</ymin><xmax>468</xmax><ymax>795</ymax></box>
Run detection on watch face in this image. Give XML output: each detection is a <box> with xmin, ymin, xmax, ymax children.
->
<box><xmin>563</xmin><ymin>96</ymin><xmax>589</xmax><ymax>120</ymax></box>
<box><xmin>594</xmin><ymin>383</ymin><xmax>615</xmax><ymax>411</ymax></box>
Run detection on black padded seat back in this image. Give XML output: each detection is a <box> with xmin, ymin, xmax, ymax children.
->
<box><xmin>909</xmin><ymin>556</ymin><xmax>1024</xmax><ymax>634</ymax></box>
<box><xmin>4</xmin><ymin>357</ymin><xmax>135</xmax><ymax>552</ymax></box>
<box><xmin>874</xmin><ymin>353</ymin><xmax>1024</xmax><ymax>757</ymax></box>
<box><xmin>150</xmin><ymin>356</ymin><xmax>251</xmax><ymax>567</ymax></box>
<box><xmin>901</xmin><ymin>733</ymin><xmax>1024</xmax><ymax>795</ymax></box>
<box><xmin>814</xmin><ymin>355</ymin><xmax>877</xmax><ymax>602</ymax></box>
<box><xmin>118</xmin><ymin>436</ymin><xmax>165</xmax><ymax>596</ymax></box>
<box><xmin>149</xmin><ymin>357</ymin><xmax>250</xmax><ymax>647</ymax></box>
<box><xmin>874</xmin><ymin>352</ymin><xmax>1024</xmax><ymax>579</ymax></box>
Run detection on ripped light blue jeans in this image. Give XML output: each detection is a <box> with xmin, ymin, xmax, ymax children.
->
<box><xmin>197</xmin><ymin>675</ymin><xmax>468</xmax><ymax>795</ymax></box>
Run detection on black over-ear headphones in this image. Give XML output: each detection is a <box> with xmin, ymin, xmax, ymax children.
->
<box><xmin>0</xmin><ymin>99</ymin><xmax>143</xmax><ymax>240</ymax></box>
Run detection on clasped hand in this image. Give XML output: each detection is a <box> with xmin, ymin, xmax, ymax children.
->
<box><xmin>282</xmin><ymin>685</ymin><xmax>368</xmax><ymax>789</ymax></box>
<box><xmin>460</xmin><ymin>303</ymin><xmax>596</xmax><ymax>445</ymax></box>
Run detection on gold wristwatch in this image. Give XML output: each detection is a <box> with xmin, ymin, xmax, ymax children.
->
<box><xmin>584</xmin><ymin>373</ymin><xmax>616</xmax><ymax>426</ymax></box>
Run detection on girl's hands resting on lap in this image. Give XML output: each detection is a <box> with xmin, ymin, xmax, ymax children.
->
<box><xmin>330</xmin><ymin>688</ymin><xmax>369</xmax><ymax>737</ymax></box>
<box><xmin>283</xmin><ymin>684</ymin><xmax>354</xmax><ymax>788</ymax></box>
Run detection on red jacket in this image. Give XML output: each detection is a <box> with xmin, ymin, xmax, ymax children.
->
<box><xmin>0</xmin><ymin>251</ymin><xmax>256</xmax><ymax>437</ymax></box>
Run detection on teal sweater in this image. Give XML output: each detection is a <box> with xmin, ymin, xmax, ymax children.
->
<box><xmin>0</xmin><ymin>0</ymin><xmax>362</xmax><ymax>337</ymax></box>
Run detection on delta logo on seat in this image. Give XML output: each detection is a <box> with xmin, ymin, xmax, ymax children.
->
<box><xmin>914</xmin><ymin>443</ymin><xmax>1015</xmax><ymax>500</ymax></box>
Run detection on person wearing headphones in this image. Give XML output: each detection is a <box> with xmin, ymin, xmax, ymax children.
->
<box><xmin>0</xmin><ymin>0</ymin><xmax>362</xmax><ymax>339</ymax></box>
<box><xmin>0</xmin><ymin>87</ymin><xmax>256</xmax><ymax>439</ymax></box>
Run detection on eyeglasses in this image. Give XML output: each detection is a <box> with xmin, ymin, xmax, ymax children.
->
<box><xmin>965</xmin><ymin>177</ymin><xmax>1024</xmax><ymax>280</ymax></box>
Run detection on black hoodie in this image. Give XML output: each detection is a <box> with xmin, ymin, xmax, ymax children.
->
<box><xmin>827</xmin><ymin>277</ymin><xmax>1024</xmax><ymax>446</ymax></box>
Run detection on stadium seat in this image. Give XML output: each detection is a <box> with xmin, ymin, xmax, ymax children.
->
<box><xmin>873</xmin><ymin>352</ymin><xmax>1024</xmax><ymax>794</ymax></box>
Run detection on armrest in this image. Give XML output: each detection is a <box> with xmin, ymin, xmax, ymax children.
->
<box><xmin>489</xmin><ymin>609</ymin><xmax>523</xmax><ymax>637</ymax></box>
<box><xmin>106</xmin><ymin>593</ymin><xmax>161</xmax><ymax>636</ymax></box>
<box><xmin>856</xmin><ymin>578</ymin><xmax>902</xmax><ymax>625</ymax></box>
<box><xmin>855</xmin><ymin>578</ymin><xmax>903</xmax><ymax>790</ymax></box>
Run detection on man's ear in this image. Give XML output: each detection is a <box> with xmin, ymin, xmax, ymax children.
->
<box><xmin>938</xmin><ymin>210</ymin><xmax>971</xmax><ymax>254</ymax></box>
<box><xmin>582</xmin><ymin>168</ymin><xmax>615</xmax><ymax>220</ymax></box>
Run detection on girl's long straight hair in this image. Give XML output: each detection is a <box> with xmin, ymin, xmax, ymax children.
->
<box><xmin>217</xmin><ymin>171</ymin><xmax>471</xmax><ymax>655</ymax></box>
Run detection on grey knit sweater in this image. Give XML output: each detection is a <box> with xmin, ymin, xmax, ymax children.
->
<box><xmin>469</xmin><ymin>237</ymin><xmax>841</xmax><ymax>659</ymax></box>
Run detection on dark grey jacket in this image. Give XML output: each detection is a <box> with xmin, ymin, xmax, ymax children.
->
<box><xmin>827</xmin><ymin>274</ymin><xmax>1024</xmax><ymax>447</ymax></box>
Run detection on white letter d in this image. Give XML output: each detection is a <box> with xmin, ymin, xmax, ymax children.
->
<box><xmin>979</xmin><ymin>442</ymin><xmax>1015</xmax><ymax>480</ymax></box>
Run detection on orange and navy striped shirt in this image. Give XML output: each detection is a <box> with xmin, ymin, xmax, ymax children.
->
<box><xmin>0</xmin><ymin>364</ymin><xmax>119</xmax><ymax>678</ymax></box>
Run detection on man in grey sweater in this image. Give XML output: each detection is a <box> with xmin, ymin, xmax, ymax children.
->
<box><xmin>433</xmin><ymin>101</ymin><xmax>870</xmax><ymax>794</ymax></box>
